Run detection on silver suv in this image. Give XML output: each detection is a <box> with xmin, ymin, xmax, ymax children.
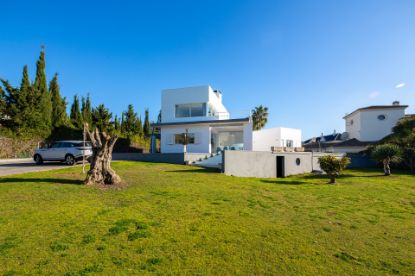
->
<box><xmin>34</xmin><ymin>140</ymin><xmax>93</xmax><ymax>165</ymax></box>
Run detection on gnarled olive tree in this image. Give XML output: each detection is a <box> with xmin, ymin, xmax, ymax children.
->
<box><xmin>84</xmin><ymin>123</ymin><xmax>121</xmax><ymax>185</ymax></box>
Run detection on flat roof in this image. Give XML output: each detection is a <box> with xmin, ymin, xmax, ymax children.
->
<box><xmin>152</xmin><ymin>117</ymin><xmax>250</xmax><ymax>127</ymax></box>
<box><xmin>343</xmin><ymin>105</ymin><xmax>408</xmax><ymax>119</ymax></box>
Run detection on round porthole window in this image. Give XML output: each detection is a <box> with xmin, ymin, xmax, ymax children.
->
<box><xmin>296</xmin><ymin>158</ymin><xmax>301</xmax><ymax>166</ymax></box>
<box><xmin>378</xmin><ymin>114</ymin><xmax>386</xmax><ymax>120</ymax></box>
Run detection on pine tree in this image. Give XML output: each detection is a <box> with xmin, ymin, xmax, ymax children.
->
<box><xmin>34</xmin><ymin>47</ymin><xmax>52</xmax><ymax>134</ymax></box>
<box><xmin>70</xmin><ymin>95</ymin><xmax>82</xmax><ymax>129</ymax></box>
<box><xmin>92</xmin><ymin>104</ymin><xmax>113</xmax><ymax>132</ymax></box>
<box><xmin>1</xmin><ymin>66</ymin><xmax>44</xmax><ymax>135</ymax></box>
<box><xmin>49</xmin><ymin>73</ymin><xmax>67</xmax><ymax>128</ymax></box>
<box><xmin>123</xmin><ymin>104</ymin><xmax>139</xmax><ymax>135</ymax></box>
<box><xmin>81</xmin><ymin>94</ymin><xmax>92</xmax><ymax>126</ymax></box>
<box><xmin>1</xmin><ymin>77</ymin><xmax>21</xmax><ymax>129</ymax></box>
<box><xmin>143</xmin><ymin>108</ymin><xmax>150</xmax><ymax>136</ymax></box>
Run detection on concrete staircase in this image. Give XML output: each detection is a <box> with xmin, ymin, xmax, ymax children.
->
<box><xmin>192</xmin><ymin>153</ymin><xmax>223</xmax><ymax>170</ymax></box>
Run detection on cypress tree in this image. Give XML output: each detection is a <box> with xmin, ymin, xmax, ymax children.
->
<box><xmin>18</xmin><ymin>66</ymin><xmax>42</xmax><ymax>131</ymax></box>
<box><xmin>81</xmin><ymin>94</ymin><xmax>92</xmax><ymax>126</ymax></box>
<box><xmin>136</xmin><ymin>116</ymin><xmax>143</xmax><ymax>136</ymax></box>
<box><xmin>157</xmin><ymin>110</ymin><xmax>162</xmax><ymax>123</ymax></box>
<box><xmin>20</xmin><ymin>65</ymin><xmax>30</xmax><ymax>91</ymax></box>
<box><xmin>70</xmin><ymin>95</ymin><xmax>82</xmax><ymax>129</ymax></box>
<box><xmin>0</xmin><ymin>86</ymin><xmax>6</xmax><ymax>123</ymax></box>
<box><xmin>34</xmin><ymin>48</ymin><xmax>52</xmax><ymax>134</ymax></box>
<box><xmin>121</xmin><ymin>112</ymin><xmax>125</xmax><ymax>134</ymax></box>
<box><xmin>114</xmin><ymin>115</ymin><xmax>120</xmax><ymax>131</ymax></box>
<box><xmin>49</xmin><ymin>73</ymin><xmax>67</xmax><ymax>128</ymax></box>
<box><xmin>143</xmin><ymin>108</ymin><xmax>150</xmax><ymax>136</ymax></box>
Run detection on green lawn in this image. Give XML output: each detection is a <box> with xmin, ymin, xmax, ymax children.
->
<box><xmin>0</xmin><ymin>162</ymin><xmax>414</xmax><ymax>275</ymax></box>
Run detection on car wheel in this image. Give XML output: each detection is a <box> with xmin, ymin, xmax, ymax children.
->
<box><xmin>34</xmin><ymin>154</ymin><xmax>43</xmax><ymax>165</ymax></box>
<box><xmin>65</xmin><ymin>154</ymin><xmax>75</xmax><ymax>166</ymax></box>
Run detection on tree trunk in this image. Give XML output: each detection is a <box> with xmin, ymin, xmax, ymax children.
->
<box><xmin>84</xmin><ymin>124</ymin><xmax>121</xmax><ymax>185</ymax></box>
<box><xmin>383</xmin><ymin>158</ymin><xmax>391</xmax><ymax>176</ymax></box>
<box><xmin>329</xmin><ymin>174</ymin><xmax>336</xmax><ymax>184</ymax></box>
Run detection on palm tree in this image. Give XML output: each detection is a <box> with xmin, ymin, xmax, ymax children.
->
<box><xmin>371</xmin><ymin>144</ymin><xmax>402</xmax><ymax>175</ymax></box>
<box><xmin>251</xmin><ymin>105</ymin><xmax>269</xmax><ymax>130</ymax></box>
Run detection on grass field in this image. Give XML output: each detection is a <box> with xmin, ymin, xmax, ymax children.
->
<box><xmin>0</xmin><ymin>161</ymin><xmax>414</xmax><ymax>275</ymax></box>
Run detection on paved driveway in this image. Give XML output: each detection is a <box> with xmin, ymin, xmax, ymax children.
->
<box><xmin>0</xmin><ymin>161</ymin><xmax>70</xmax><ymax>177</ymax></box>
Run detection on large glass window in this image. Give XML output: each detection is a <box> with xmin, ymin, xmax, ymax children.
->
<box><xmin>174</xmin><ymin>133</ymin><xmax>195</xmax><ymax>144</ymax></box>
<box><xmin>175</xmin><ymin>103</ymin><xmax>206</xmax><ymax>118</ymax></box>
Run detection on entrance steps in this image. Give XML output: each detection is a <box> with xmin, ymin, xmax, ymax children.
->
<box><xmin>192</xmin><ymin>153</ymin><xmax>223</xmax><ymax>169</ymax></box>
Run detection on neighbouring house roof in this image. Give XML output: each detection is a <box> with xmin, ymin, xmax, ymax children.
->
<box><xmin>304</xmin><ymin>138</ymin><xmax>375</xmax><ymax>149</ymax></box>
<box><xmin>151</xmin><ymin>117</ymin><xmax>250</xmax><ymax>127</ymax></box>
<box><xmin>303</xmin><ymin>133</ymin><xmax>343</xmax><ymax>144</ymax></box>
<box><xmin>343</xmin><ymin>105</ymin><xmax>408</xmax><ymax>119</ymax></box>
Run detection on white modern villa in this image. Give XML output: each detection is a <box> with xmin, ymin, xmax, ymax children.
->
<box><xmin>155</xmin><ymin>85</ymin><xmax>301</xmax><ymax>154</ymax></box>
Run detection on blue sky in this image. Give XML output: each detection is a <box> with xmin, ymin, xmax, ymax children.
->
<box><xmin>1</xmin><ymin>0</ymin><xmax>414</xmax><ymax>139</ymax></box>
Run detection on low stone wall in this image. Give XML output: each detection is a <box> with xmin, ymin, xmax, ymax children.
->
<box><xmin>112</xmin><ymin>153</ymin><xmax>185</xmax><ymax>164</ymax></box>
<box><xmin>275</xmin><ymin>152</ymin><xmax>313</xmax><ymax>177</ymax></box>
<box><xmin>223</xmin><ymin>151</ymin><xmax>342</xmax><ymax>178</ymax></box>
<box><xmin>0</xmin><ymin>137</ymin><xmax>41</xmax><ymax>159</ymax></box>
<box><xmin>311</xmin><ymin>152</ymin><xmax>345</xmax><ymax>171</ymax></box>
<box><xmin>112</xmin><ymin>152</ymin><xmax>214</xmax><ymax>165</ymax></box>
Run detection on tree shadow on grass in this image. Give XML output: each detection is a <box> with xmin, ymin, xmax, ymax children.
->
<box><xmin>302</xmin><ymin>173</ymin><xmax>386</xmax><ymax>180</ymax></box>
<box><xmin>166</xmin><ymin>168</ymin><xmax>220</xmax><ymax>174</ymax></box>
<box><xmin>0</xmin><ymin>178</ymin><xmax>83</xmax><ymax>185</ymax></box>
<box><xmin>260</xmin><ymin>179</ymin><xmax>310</xmax><ymax>185</ymax></box>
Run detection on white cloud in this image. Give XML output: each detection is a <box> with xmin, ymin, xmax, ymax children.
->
<box><xmin>369</xmin><ymin>91</ymin><xmax>380</xmax><ymax>99</ymax></box>
<box><xmin>396</xmin><ymin>83</ymin><xmax>406</xmax><ymax>88</ymax></box>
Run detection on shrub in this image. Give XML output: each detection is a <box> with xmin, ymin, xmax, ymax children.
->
<box><xmin>318</xmin><ymin>155</ymin><xmax>350</xmax><ymax>184</ymax></box>
<box><xmin>371</xmin><ymin>144</ymin><xmax>402</xmax><ymax>175</ymax></box>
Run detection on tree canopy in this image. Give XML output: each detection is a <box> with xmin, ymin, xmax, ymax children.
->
<box><xmin>0</xmin><ymin>49</ymin><xmax>153</xmax><ymax>153</ymax></box>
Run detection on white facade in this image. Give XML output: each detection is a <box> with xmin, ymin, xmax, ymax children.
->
<box><xmin>160</xmin><ymin>121</ymin><xmax>253</xmax><ymax>154</ymax></box>
<box><xmin>159</xmin><ymin>85</ymin><xmax>252</xmax><ymax>154</ymax></box>
<box><xmin>344</xmin><ymin>104</ymin><xmax>407</xmax><ymax>141</ymax></box>
<box><xmin>161</xmin><ymin>85</ymin><xmax>229</xmax><ymax>123</ymax></box>
<box><xmin>252</xmin><ymin>127</ymin><xmax>302</xmax><ymax>152</ymax></box>
<box><xmin>158</xmin><ymin>85</ymin><xmax>301</xmax><ymax>154</ymax></box>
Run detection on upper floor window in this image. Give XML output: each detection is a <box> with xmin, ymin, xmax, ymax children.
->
<box><xmin>377</xmin><ymin>114</ymin><xmax>386</xmax><ymax>121</ymax></box>
<box><xmin>286</xmin><ymin>140</ymin><xmax>293</xmax><ymax>148</ymax></box>
<box><xmin>175</xmin><ymin>103</ymin><xmax>206</xmax><ymax>118</ymax></box>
